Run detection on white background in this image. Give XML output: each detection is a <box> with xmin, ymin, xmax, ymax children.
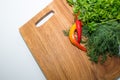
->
<box><xmin>0</xmin><ymin>0</ymin><xmax>52</xmax><ymax>80</ymax></box>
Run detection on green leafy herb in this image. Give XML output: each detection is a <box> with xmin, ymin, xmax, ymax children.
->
<box><xmin>67</xmin><ymin>0</ymin><xmax>120</xmax><ymax>33</ymax></box>
<box><xmin>83</xmin><ymin>20</ymin><xmax>120</xmax><ymax>63</ymax></box>
<box><xmin>63</xmin><ymin>29</ymin><xmax>69</xmax><ymax>36</ymax></box>
<box><xmin>66</xmin><ymin>0</ymin><xmax>120</xmax><ymax>63</ymax></box>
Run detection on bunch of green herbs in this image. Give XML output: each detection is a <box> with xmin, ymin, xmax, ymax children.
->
<box><xmin>83</xmin><ymin>20</ymin><xmax>120</xmax><ymax>63</ymax></box>
<box><xmin>66</xmin><ymin>0</ymin><xmax>120</xmax><ymax>63</ymax></box>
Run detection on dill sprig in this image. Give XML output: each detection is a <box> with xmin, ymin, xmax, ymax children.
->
<box><xmin>83</xmin><ymin>20</ymin><xmax>120</xmax><ymax>63</ymax></box>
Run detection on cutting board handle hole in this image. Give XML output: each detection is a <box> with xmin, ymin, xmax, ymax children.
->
<box><xmin>35</xmin><ymin>11</ymin><xmax>54</xmax><ymax>27</ymax></box>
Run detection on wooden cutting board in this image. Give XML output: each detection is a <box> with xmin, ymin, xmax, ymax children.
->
<box><xmin>19</xmin><ymin>0</ymin><xmax>120</xmax><ymax>80</ymax></box>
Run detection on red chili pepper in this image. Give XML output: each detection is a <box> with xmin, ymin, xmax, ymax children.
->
<box><xmin>69</xmin><ymin>24</ymin><xmax>87</xmax><ymax>52</ymax></box>
<box><xmin>76</xmin><ymin>19</ymin><xmax>82</xmax><ymax>43</ymax></box>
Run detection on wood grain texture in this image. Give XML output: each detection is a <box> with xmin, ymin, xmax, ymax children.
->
<box><xmin>19</xmin><ymin>0</ymin><xmax>120</xmax><ymax>80</ymax></box>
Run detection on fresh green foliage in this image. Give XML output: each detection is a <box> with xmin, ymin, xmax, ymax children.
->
<box><xmin>83</xmin><ymin>20</ymin><xmax>120</xmax><ymax>63</ymax></box>
<box><xmin>63</xmin><ymin>29</ymin><xmax>69</xmax><ymax>36</ymax></box>
<box><xmin>66</xmin><ymin>0</ymin><xmax>120</xmax><ymax>63</ymax></box>
<box><xmin>67</xmin><ymin>0</ymin><xmax>120</xmax><ymax>33</ymax></box>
